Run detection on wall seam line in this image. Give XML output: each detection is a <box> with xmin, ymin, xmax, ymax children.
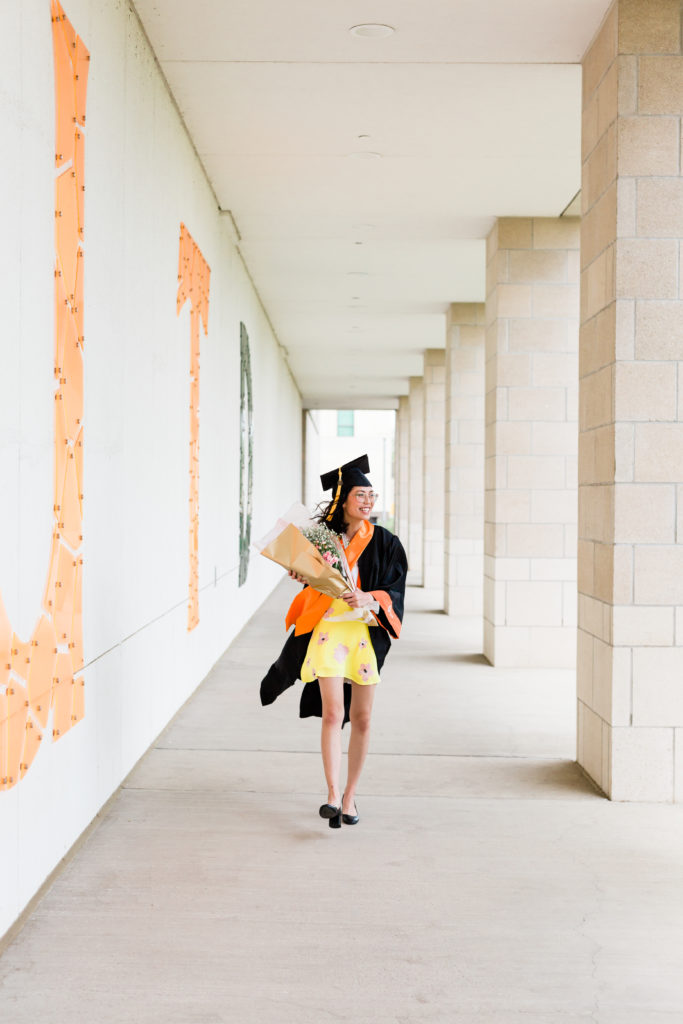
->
<box><xmin>81</xmin><ymin>565</ymin><xmax>241</xmax><ymax>670</ymax></box>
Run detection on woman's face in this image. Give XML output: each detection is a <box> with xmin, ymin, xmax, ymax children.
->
<box><xmin>342</xmin><ymin>486</ymin><xmax>376</xmax><ymax>522</ymax></box>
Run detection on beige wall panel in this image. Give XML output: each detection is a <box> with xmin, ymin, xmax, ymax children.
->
<box><xmin>422</xmin><ymin>350</ymin><xmax>446</xmax><ymax>594</ymax></box>
<box><xmin>396</xmin><ymin>396</ymin><xmax>410</xmax><ymax>545</ymax></box>
<box><xmin>407</xmin><ymin>377</ymin><xmax>425</xmax><ymax>585</ymax></box>
<box><xmin>578</xmin><ymin>0</ymin><xmax>683</xmax><ymax>801</ymax></box>
<box><xmin>444</xmin><ymin>305</ymin><xmax>485</xmax><ymax>617</ymax></box>
<box><xmin>484</xmin><ymin>217</ymin><xmax>579</xmax><ymax>668</ymax></box>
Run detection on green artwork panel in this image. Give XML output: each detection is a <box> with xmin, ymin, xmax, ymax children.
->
<box><xmin>239</xmin><ymin>322</ymin><xmax>254</xmax><ymax>587</ymax></box>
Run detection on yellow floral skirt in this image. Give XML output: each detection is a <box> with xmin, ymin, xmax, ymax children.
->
<box><xmin>301</xmin><ymin>599</ymin><xmax>380</xmax><ymax>686</ymax></box>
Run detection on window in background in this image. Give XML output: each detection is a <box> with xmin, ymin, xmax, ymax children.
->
<box><xmin>337</xmin><ymin>410</ymin><xmax>354</xmax><ymax>437</ymax></box>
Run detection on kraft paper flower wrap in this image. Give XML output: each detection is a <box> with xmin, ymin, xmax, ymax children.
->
<box><xmin>255</xmin><ymin>504</ymin><xmax>354</xmax><ymax>599</ymax></box>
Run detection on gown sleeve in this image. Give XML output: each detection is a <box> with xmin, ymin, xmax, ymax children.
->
<box><xmin>368</xmin><ymin>532</ymin><xmax>408</xmax><ymax>639</ymax></box>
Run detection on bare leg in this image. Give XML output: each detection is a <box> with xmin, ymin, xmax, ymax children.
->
<box><xmin>318</xmin><ymin>676</ymin><xmax>344</xmax><ymax>806</ymax></box>
<box><xmin>344</xmin><ymin>682</ymin><xmax>376</xmax><ymax>814</ymax></box>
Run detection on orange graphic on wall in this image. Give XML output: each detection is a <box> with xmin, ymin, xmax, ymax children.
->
<box><xmin>0</xmin><ymin>1</ymin><xmax>88</xmax><ymax>790</ymax></box>
<box><xmin>176</xmin><ymin>224</ymin><xmax>210</xmax><ymax>631</ymax></box>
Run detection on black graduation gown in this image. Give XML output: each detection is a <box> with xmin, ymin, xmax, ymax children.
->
<box><xmin>260</xmin><ymin>526</ymin><xmax>408</xmax><ymax>726</ymax></box>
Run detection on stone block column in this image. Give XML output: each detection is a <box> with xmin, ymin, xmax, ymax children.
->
<box><xmin>578</xmin><ymin>0</ymin><xmax>683</xmax><ymax>801</ymax></box>
<box><xmin>484</xmin><ymin>217</ymin><xmax>580</xmax><ymax>667</ymax></box>
<box><xmin>445</xmin><ymin>303</ymin><xmax>486</xmax><ymax>616</ymax></box>
<box><xmin>395</xmin><ymin>395</ymin><xmax>410</xmax><ymax>543</ymax></box>
<box><xmin>422</xmin><ymin>350</ymin><xmax>446</xmax><ymax>593</ymax></box>
<box><xmin>302</xmin><ymin>410</ymin><xmax>321</xmax><ymax>508</ymax></box>
<box><xmin>407</xmin><ymin>376</ymin><xmax>425</xmax><ymax>585</ymax></box>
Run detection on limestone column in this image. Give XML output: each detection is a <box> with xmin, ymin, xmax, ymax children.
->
<box><xmin>407</xmin><ymin>376</ymin><xmax>424</xmax><ymax>585</ymax></box>
<box><xmin>445</xmin><ymin>304</ymin><xmax>486</xmax><ymax>616</ymax></box>
<box><xmin>422</xmin><ymin>350</ymin><xmax>446</xmax><ymax>593</ymax></box>
<box><xmin>578</xmin><ymin>0</ymin><xmax>683</xmax><ymax>801</ymax></box>
<box><xmin>484</xmin><ymin>217</ymin><xmax>580</xmax><ymax>667</ymax></box>
<box><xmin>302</xmin><ymin>410</ymin><xmax>321</xmax><ymax>508</ymax></box>
<box><xmin>395</xmin><ymin>395</ymin><xmax>410</xmax><ymax>543</ymax></box>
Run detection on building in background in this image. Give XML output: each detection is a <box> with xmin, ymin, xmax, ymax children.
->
<box><xmin>304</xmin><ymin>410</ymin><xmax>395</xmax><ymax>530</ymax></box>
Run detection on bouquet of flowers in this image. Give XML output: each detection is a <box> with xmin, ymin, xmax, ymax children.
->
<box><xmin>254</xmin><ymin>504</ymin><xmax>354</xmax><ymax>598</ymax></box>
<box><xmin>301</xmin><ymin>523</ymin><xmax>348</xmax><ymax>576</ymax></box>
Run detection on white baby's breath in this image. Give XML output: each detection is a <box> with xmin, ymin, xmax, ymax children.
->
<box><xmin>301</xmin><ymin>523</ymin><xmax>343</xmax><ymax>572</ymax></box>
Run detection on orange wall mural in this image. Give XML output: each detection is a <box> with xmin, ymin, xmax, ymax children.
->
<box><xmin>176</xmin><ymin>224</ymin><xmax>211</xmax><ymax>631</ymax></box>
<box><xmin>0</xmin><ymin>1</ymin><xmax>88</xmax><ymax>791</ymax></box>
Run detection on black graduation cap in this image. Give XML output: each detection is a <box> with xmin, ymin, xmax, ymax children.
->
<box><xmin>320</xmin><ymin>453</ymin><xmax>371</xmax><ymax>492</ymax></box>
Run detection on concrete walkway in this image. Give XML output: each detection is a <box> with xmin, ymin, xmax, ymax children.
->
<box><xmin>1</xmin><ymin>583</ymin><xmax>683</xmax><ymax>1023</ymax></box>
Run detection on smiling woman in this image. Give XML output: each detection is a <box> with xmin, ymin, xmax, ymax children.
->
<box><xmin>260</xmin><ymin>454</ymin><xmax>407</xmax><ymax>828</ymax></box>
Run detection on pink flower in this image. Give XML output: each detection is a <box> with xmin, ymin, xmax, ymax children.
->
<box><xmin>333</xmin><ymin>643</ymin><xmax>349</xmax><ymax>664</ymax></box>
<box><xmin>358</xmin><ymin>639</ymin><xmax>368</xmax><ymax>649</ymax></box>
<box><xmin>317</xmin><ymin>632</ymin><xmax>329</xmax><ymax>645</ymax></box>
<box><xmin>358</xmin><ymin>663</ymin><xmax>373</xmax><ymax>681</ymax></box>
<box><xmin>322</xmin><ymin>551</ymin><xmax>336</xmax><ymax>566</ymax></box>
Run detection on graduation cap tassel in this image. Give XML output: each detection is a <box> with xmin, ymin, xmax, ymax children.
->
<box><xmin>326</xmin><ymin>467</ymin><xmax>343</xmax><ymax>521</ymax></box>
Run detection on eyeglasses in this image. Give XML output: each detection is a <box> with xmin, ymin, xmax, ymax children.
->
<box><xmin>351</xmin><ymin>490</ymin><xmax>378</xmax><ymax>504</ymax></box>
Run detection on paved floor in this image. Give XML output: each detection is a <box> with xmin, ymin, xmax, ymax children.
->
<box><xmin>1</xmin><ymin>583</ymin><xmax>683</xmax><ymax>1023</ymax></box>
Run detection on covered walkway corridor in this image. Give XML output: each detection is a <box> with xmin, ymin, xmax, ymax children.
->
<box><xmin>3</xmin><ymin>0</ymin><xmax>683</xmax><ymax>1013</ymax></box>
<box><xmin>2</xmin><ymin>582</ymin><xmax>682</xmax><ymax>1022</ymax></box>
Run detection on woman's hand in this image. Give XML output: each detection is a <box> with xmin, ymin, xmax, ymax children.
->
<box><xmin>288</xmin><ymin>570</ymin><xmax>307</xmax><ymax>585</ymax></box>
<box><xmin>342</xmin><ymin>588</ymin><xmax>372</xmax><ymax>609</ymax></box>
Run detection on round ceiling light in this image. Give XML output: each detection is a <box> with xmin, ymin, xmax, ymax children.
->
<box><xmin>350</xmin><ymin>24</ymin><xmax>395</xmax><ymax>38</ymax></box>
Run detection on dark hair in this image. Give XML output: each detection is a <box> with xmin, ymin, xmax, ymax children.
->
<box><xmin>315</xmin><ymin>481</ymin><xmax>354</xmax><ymax>535</ymax></box>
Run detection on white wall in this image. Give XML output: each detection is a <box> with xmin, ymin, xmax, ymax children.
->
<box><xmin>0</xmin><ymin>0</ymin><xmax>301</xmax><ymax>937</ymax></box>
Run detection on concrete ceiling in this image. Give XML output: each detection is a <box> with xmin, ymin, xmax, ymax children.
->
<box><xmin>134</xmin><ymin>0</ymin><xmax>611</xmax><ymax>408</ymax></box>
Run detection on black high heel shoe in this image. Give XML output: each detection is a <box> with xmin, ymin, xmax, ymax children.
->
<box><xmin>329</xmin><ymin>807</ymin><xmax>342</xmax><ymax>829</ymax></box>
<box><xmin>319</xmin><ymin>802</ymin><xmax>342</xmax><ymax>829</ymax></box>
<box><xmin>341</xmin><ymin>794</ymin><xmax>359</xmax><ymax>826</ymax></box>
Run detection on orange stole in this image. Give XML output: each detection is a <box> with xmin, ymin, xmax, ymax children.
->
<box><xmin>370</xmin><ymin>590</ymin><xmax>402</xmax><ymax>637</ymax></box>
<box><xmin>285</xmin><ymin>520</ymin><xmax>374</xmax><ymax>636</ymax></box>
